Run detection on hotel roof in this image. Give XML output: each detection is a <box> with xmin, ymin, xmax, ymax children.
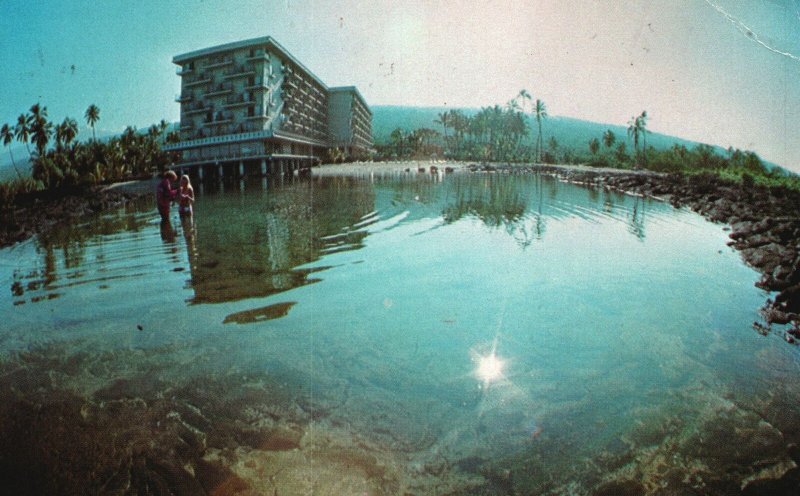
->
<box><xmin>329</xmin><ymin>86</ymin><xmax>372</xmax><ymax>115</ymax></box>
<box><xmin>173</xmin><ymin>36</ymin><xmax>328</xmax><ymax>90</ymax></box>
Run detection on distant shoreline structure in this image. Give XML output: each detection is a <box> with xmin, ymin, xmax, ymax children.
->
<box><xmin>164</xmin><ymin>36</ymin><xmax>373</xmax><ymax>180</ymax></box>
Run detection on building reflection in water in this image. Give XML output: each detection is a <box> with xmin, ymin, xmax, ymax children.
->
<box><xmin>9</xmin><ymin>173</ymin><xmax>655</xmax><ymax>307</ymax></box>
<box><xmin>187</xmin><ymin>177</ymin><xmax>375</xmax><ymax>304</ymax></box>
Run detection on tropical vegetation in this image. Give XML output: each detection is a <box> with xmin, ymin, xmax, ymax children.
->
<box><xmin>373</xmin><ymin>94</ymin><xmax>797</xmax><ymax>190</ymax></box>
<box><xmin>1</xmin><ymin>102</ymin><xmax>179</xmax><ymax>210</ymax></box>
<box><xmin>378</xmin><ymin>91</ymin><xmax>535</xmax><ymax>162</ymax></box>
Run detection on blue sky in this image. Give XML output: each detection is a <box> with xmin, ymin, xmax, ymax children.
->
<box><xmin>1</xmin><ymin>0</ymin><xmax>799</xmax><ymax>171</ymax></box>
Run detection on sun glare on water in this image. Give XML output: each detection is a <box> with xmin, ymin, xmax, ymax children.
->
<box><xmin>476</xmin><ymin>352</ymin><xmax>505</xmax><ymax>385</ymax></box>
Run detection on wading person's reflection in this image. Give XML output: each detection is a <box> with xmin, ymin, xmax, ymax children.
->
<box><xmin>159</xmin><ymin>216</ymin><xmax>177</xmax><ymax>244</ymax></box>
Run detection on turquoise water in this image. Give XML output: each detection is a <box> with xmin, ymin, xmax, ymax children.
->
<box><xmin>2</xmin><ymin>171</ymin><xmax>800</xmax><ymax>494</ymax></box>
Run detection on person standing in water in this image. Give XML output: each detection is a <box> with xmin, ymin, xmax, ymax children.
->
<box><xmin>156</xmin><ymin>170</ymin><xmax>178</xmax><ymax>221</ymax></box>
<box><xmin>178</xmin><ymin>174</ymin><xmax>195</xmax><ymax>218</ymax></box>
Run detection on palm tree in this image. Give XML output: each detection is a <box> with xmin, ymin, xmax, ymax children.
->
<box><xmin>602</xmin><ymin>129</ymin><xmax>616</xmax><ymax>149</ymax></box>
<box><xmin>534</xmin><ymin>99</ymin><xmax>547</xmax><ymax>163</ymax></box>
<box><xmin>1</xmin><ymin>123</ymin><xmax>22</xmax><ymax>179</ymax></box>
<box><xmin>389</xmin><ymin>128</ymin><xmax>406</xmax><ymax>158</ymax></box>
<box><xmin>63</xmin><ymin>118</ymin><xmax>78</xmax><ymax>147</ymax></box>
<box><xmin>30</xmin><ymin>117</ymin><xmax>53</xmax><ymax>157</ymax></box>
<box><xmin>516</xmin><ymin>89</ymin><xmax>532</xmax><ymax>114</ymax></box>
<box><xmin>627</xmin><ymin>115</ymin><xmax>641</xmax><ymax>165</ymax></box>
<box><xmin>434</xmin><ymin>111</ymin><xmax>450</xmax><ymax>154</ymax></box>
<box><xmin>28</xmin><ymin>103</ymin><xmax>47</xmax><ymax>124</ymax></box>
<box><xmin>55</xmin><ymin>122</ymin><xmax>66</xmax><ymax>150</ymax></box>
<box><xmin>15</xmin><ymin>113</ymin><xmax>32</xmax><ymax>158</ymax></box>
<box><xmin>54</xmin><ymin>118</ymin><xmax>77</xmax><ymax>152</ymax></box>
<box><xmin>85</xmin><ymin>104</ymin><xmax>100</xmax><ymax>141</ymax></box>
<box><xmin>589</xmin><ymin>138</ymin><xmax>600</xmax><ymax>155</ymax></box>
<box><xmin>449</xmin><ymin>109</ymin><xmax>468</xmax><ymax>155</ymax></box>
<box><xmin>627</xmin><ymin>111</ymin><xmax>649</xmax><ymax>167</ymax></box>
<box><xmin>637</xmin><ymin>111</ymin><xmax>649</xmax><ymax>166</ymax></box>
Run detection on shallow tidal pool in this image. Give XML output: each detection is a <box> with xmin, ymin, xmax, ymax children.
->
<box><xmin>2</xmin><ymin>171</ymin><xmax>800</xmax><ymax>494</ymax></box>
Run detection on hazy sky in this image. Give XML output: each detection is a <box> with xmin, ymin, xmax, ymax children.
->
<box><xmin>1</xmin><ymin>0</ymin><xmax>799</xmax><ymax>170</ymax></box>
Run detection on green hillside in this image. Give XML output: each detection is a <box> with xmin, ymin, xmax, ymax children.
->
<box><xmin>371</xmin><ymin>105</ymin><xmax>718</xmax><ymax>157</ymax></box>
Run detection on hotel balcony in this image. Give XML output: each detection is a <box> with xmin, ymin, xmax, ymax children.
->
<box><xmin>180</xmin><ymin>122</ymin><xmax>194</xmax><ymax>131</ymax></box>
<box><xmin>184</xmin><ymin>75</ymin><xmax>212</xmax><ymax>88</ymax></box>
<box><xmin>205</xmin><ymin>83</ymin><xmax>234</xmax><ymax>97</ymax></box>
<box><xmin>183</xmin><ymin>101</ymin><xmax>212</xmax><ymax>115</ymax></box>
<box><xmin>202</xmin><ymin>113</ymin><xmax>234</xmax><ymax>126</ymax></box>
<box><xmin>204</xmin><ymin>56</ymin><xmax>233</xmax><ymax>69</ymax></box>
<box><xmin>223</xmin><ymin>94</ymin><xmax>257</xmax><ymax>108</ymax></box>
<box><xmin>244</xmin><ymin>78</ymin><xmax>269</xmax><ymax>90</ymax></box>
<box><xmin>245</xmin><ymin>49</ymin><xmax>270</xmax><ymax>62</ymax></box>
<box><xmin>245</xmin><ymin>106</ymin><xmax>268</xmax><ymax>120</ymax></box>
<box><xmin>223</xmin><ymin>66</ymin><xmax>256</xmax><ymax>79</ymax></box>
<box><xmin>176</xmin><ymin>66</ymin><xmax>193</xmax><ymax>76</ymax></box>
<box><xmin>175</xmin><ymin>93</ymin><xmax>192</xmax><ymax>102</ymax></box>
<box><xmin>184</xmin><ymin>107</ymin><xmax>211</xmax><ymax>116</ymax></box>
<box><xmin>231</xmin><ymin>121</ymin><xmax>267</xmax><ymax>133</ymax></box>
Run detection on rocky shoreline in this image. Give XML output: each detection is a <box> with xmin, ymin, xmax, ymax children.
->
<box><xmin>469</xmin><ymin>163</ymin><xmax>800</xmax><ymax>337</ymax></box>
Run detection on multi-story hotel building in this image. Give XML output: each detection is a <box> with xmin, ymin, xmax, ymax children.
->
<box><xmin>164</xmin><ymin>36</ymin><xmax>372</xmax><ymax>179</ymax></box>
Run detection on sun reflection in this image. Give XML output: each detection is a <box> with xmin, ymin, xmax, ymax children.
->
<box><xmin>476</xmin><ymin>352</ymin><xmax>505</xmax><ymax>384</ymax></box>
<box><xmin>472</xmin><ymin>336</ymin><xmax>509</xmax><ymax>389</ymax></box>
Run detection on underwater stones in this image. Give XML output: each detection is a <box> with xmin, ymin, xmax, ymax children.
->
<box><xmin>92</xmin><ymin>376</ymin><xmax>165</xmax><ymax>402</ymax></box>
<box><xmin>233</xmin><ymin>425</ymin><xmax>302</xmax><ymax>451</ymax></box>
<box><xmin>741</xmin><ymin>466</ymin><xmax>800</xmax><ymax>496</ymax></box>
<box><xmin>193</xmin><ymin>457</ymin><xmax>250</xmax><ymax>494</ymax></box>
<box><xmin>592</xmin><ymin>479</ymin><xmax>646</xmax><ymax>496</ymax></box>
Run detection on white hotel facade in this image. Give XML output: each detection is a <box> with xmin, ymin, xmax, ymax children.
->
<box><xmin>164</xmin><ymin>36</ymin><xmax>372</xmax><ymax>179</ymax></box>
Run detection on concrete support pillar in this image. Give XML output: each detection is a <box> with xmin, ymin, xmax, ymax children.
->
<box><xmin>239</xmin><ymin>161</ymin><xmax>244</xmax><ymax>178</ymax></box>
<box><xmin>260</xmin><ymin>159</ymin><xmax>267</xmax><ymax>176</ymax></box>
<box><xmin>218</xmin><ymin>164</ymin><xmax>224</xmax><ymax>179</ymax></box>
<box><xmin>198</xmin><ymin>166</ymin><xmax>204</xmax><ymax>182</ymax></box>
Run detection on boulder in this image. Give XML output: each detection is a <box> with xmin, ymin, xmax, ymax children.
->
<box><xmin>729</xmin><ymin>221</ymin><xmax>754</xmax><ymax>240</ymax></box>
<box><xmin>776</xmin><ymin>284</ymin><xmax>800</xmax><ymax>313</ymax></box>
<box><xmin>743</xmin><ymin>243</ymin><xmax>793</xmax><ymax>274</ymax></box>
